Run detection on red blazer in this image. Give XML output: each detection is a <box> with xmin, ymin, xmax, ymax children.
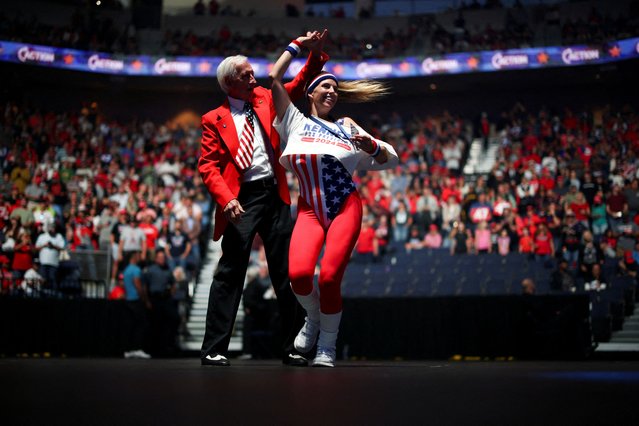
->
<box><xmin>199</xmin><ymin>52</ymin><xmax>328</xmax><ymax>241</ymax></box>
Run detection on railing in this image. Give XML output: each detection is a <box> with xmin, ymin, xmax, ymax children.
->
<box><xmin>1</xmin><ymin>249</ymin><xmax>111</xmax><ymax>299</ymax></box>
<box><xmin>1</xmin><ymin>277</ymin><xmax>108</xmax><ymax>299</ymax></box>
<box><xmin>69</xmin><ymin>249</ymin><xmax>111</xmax><ymax>283</ymax></box>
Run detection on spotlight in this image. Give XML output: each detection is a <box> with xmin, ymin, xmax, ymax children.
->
<box><xmin>366</xmin><ymin>44</ymin><xmax>373</xmax><ymax>50</ymax></box>
<box><xmin>96</xmin><ymin>0</ymin><xmax>101</xmax><ymax>5</ymax></box>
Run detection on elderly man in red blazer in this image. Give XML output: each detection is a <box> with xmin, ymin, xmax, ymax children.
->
<box><xmin>198</xmin><ymin>31</ymin><xmax>328</xmax><ymax>366</ymax></box>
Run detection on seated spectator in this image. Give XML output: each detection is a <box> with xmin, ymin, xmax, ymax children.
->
<box><xmin>619</xmin><ymin>250</ymin><xmax>638</xmax><ymax>278</ymax></box>
<box><xmin>441</xmin><ymin>195</ymin><xmax>462</xmax><ymax>235</ymax></box>
<box><xmin>355</xmin><ymin>218</ymin><xmax>377</xmax><ymax>263</ymax></box>
<box><xmin>516</xmin><ymin>174</ymin><xmax>536</xmax><ymax>214</ymax></box>
<box><xmin>616</xmin><ymin>224</ymin><xmax>637</xmax><ymax>254</ymax></box>
<box><xmin>518</xmin><ymin>227</ymin><xmax>534</xmax><ymax>255</ymax></box>
<box><xmin>569</xmin><ymin>191</ymin><xmax>590</xmax><ymax>229</ymax></box>
<box><xmin>34</xmin><ymin>223</ymin><xmax>66</xmax><ymax>291</ymax></box>
<box><xmin>496</xmin><ymin>229</ymin><xmax>510</xmax><ymax>256</ymax></box>
<box><xmin>550</xmin><ymin>259</ymin><xmax>576</xmax><ymax>293</ymax></box>
<box><xmin>405</xmin><ymin>225</ymin><xmax>425</xmax><ymax>252</ymax></box>
<box><xmin>449</xmin><ymin>222</ymin><xmax>472</xmax><ymax>255</ymax></box>
<box><xmin>423</xmin><ymin>224</ymin><xmax>442</xmax><ymax>249</ymax></box>
<box><xmin>606</xmin><ymin>184</ymin><xmax>628</xmax><ymax>233</ymax></box>
<box><xmin>469</xmin><ymin>193</ymin><xmax>493</xmax><ymax>226</ymax></box>
<box><xmin>392</xmin><ymin>201</ymin><xmax>411</xmax><ymax>244</ymax></box>
<box><xmin>579</xmin><ymin>231</ymin><xmax>603</xmax><ymax>279</ymax></box>
<box><xmin>584</xmin><ymin>263</ymin><xmax>607</xmax><ymax>292</ymax></box>
<box><xmin>560</xmin><ymin>211</ymin><xmax>584</xmax><ymax>269</ymax></box>
<box><xmin>11</xmin><ymin>232</ymin><xmax>33</xmax><ymax>284</ymax></box>
<box><xmin>23</xmin><ymin>259</ymin><xmax>44</xmax><ymax>295</ymax></box>
<box><xmin>165</xmin><ymin>218</ymin><xmax>191</xmax><ymax>272</ymax></box>
<box><xmin>473</xmin><ymin>220</ymin><xmax>492</xmax><ymax>254</ymax></box>
<box><xmin>516</xmin><ymin>205</ymin><xmax>542</xmax><ymax>237</ymax></box>
<box><xmin>533</xmin><ymin>223</ymin><xmax>554</xmax><ymax>264</ymax></box>
<box><xmin>600</xmin><ymin>228</ymin><xmax>618</xmax><ymax>259</ymax></box>
<box><xmin>0</xmin><ymin>255</ymin><xmax>11</xmax><ymax>294</ymax></box>
<box><xmin>208</xmin><ymin>0</ymin><xmax>219</xmax><ymax>15</ymax></box>
<box><xmin>374</xmin><ymin>215</ymin><xmax>391</xmax><ymax>256</ymax></box>
<box><xmin>590</xmin><ymin>194</ymin><xmax>607</xmax><ymax>241</ymax></box>
<box><xmin>193</xmin><ymin>0</ymin><xmax>205</xmax><ymax>15</ymax></box>
<box><xmin>521</xmin><ymin>278</ymin><xmax>536</xmax><ymax>295</ymax></box>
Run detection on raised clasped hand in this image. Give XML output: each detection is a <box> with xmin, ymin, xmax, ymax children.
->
<box><xmin>298</xmin><ymin>29</ymin><xmax>328</xmax><ymax>53</ymax></box>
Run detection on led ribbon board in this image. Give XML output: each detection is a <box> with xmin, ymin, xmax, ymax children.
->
<box><xmin>1</xmin><ymin>37</ymin><xmax>637</xmax><ymax>79</ymax></box>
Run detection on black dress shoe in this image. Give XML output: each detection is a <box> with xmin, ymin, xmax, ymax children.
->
<box><xmin>282</xmin><ymin>352</ymin><xmax>308</xmax><ymax>367</ymax></box>
<box><xmin>201</xmin><ymin>353</ymin><xmax>230</xmax><ymax>366</ymax></box>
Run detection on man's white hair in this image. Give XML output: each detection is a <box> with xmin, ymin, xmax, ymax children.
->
<box><xmin>217</xmin><ymin>55</ymin><xmax>249</xmax><ymax>94</ymax></box>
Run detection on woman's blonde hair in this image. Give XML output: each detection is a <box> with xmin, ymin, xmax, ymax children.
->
<box><xmin>337</xmin><ymin>79</ymin><xmax>391</xmax><ymax>103</ymax></box>
<box><xmin>306</xmin><ymin>72</ymin><xmax>390</xmax><ymax>103</ymax></box>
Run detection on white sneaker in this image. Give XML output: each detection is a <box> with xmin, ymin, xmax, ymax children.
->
<box><xmin>312</xmin><ymin>347</ymin><xmax>336</xmax><ymax>367</ymax></box>
<box><xmin>294</xmin><ymin>317</ymin><xmax>320</xmax><ymax>353</ymax></box>
<box><xmin>124</xmin><ymin>349</ymin><xmax>151</xmax><ymax>359</ymax></box>
<box><xmin>133</xmin><ymin>350</ymin><xmax>152</xmax><ymax>359</ymax></box>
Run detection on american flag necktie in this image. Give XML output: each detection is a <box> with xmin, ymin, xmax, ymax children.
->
<box><xmin>235</xmin><ymin>102</ymin><xmax>255</xmax><ymax>171</ymax></box>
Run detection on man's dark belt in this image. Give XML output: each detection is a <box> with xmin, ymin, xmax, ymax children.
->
<box><xmin>241</xmin><ymin>177</ymin><xmax>277</xmax><ymax>191</ymax></box>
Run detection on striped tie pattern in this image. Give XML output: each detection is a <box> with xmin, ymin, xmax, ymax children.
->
<box><xmin>235</xmin><ymin>102</ymin><xmax>255</xmax><ymax>171</ymax></box>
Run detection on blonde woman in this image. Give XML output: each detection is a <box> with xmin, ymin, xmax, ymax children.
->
<box><xmin>269</xmin><ymin>30</ymin><xmax>399</xmax><ymax>367</ymax></box>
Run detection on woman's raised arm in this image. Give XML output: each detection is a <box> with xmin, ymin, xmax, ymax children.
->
<box><xmin>270</xmin><ymin>30</ymin><xmax>327</xmax><ymax>121</ymax></box>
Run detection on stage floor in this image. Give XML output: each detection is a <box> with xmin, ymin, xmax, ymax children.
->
<box><xmin>2</xmin><ymin>358</ymin><xmax>638</xmax><ymax>425</ymax></box>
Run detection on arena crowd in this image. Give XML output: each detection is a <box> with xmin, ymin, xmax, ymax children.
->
<box><xmin>1</xmin><ymin>1</ymin><xmax>635</xmax><ymax>59</ymax></box>
<box><xmin>2</xmin><ymin>97</ymin><xmax>638</xmax><ymax>298</ymax></box>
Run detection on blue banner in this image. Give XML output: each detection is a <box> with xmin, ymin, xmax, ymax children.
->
<box><xmin>1</xmin><ymin>37</ymin><xmax>637</xmax><ymax>79</ymax></box>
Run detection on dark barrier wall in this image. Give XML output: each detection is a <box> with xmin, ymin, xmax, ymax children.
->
<box><xmin>0</xmin><ymin>295</ymin><xmax>592</xmax><ymax>359</ymax></box>
<box><xmin>340</xmin><ymin>295</ymin><xmax>593</xmax><ymax>360</ymax></box>
<box><xmin>0</xmin><ymin>299</ymin><xmax>128</xmax><ymax>357</ymax></box>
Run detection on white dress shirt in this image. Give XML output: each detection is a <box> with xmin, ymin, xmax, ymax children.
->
<box><xmin>228</xmin><ymin>96</ymin><xmax>274</xmax><ymax>182</ymax></box>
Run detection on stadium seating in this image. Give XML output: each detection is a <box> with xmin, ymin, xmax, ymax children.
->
<box><xmin>342</xmin><ymin>250</ymin><xmax>637</xmax><ymax>343</ymax></box>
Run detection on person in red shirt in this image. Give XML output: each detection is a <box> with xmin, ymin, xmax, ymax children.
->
<box><xmin>522</xmin><ymin>130</ymin><xmax>539</xmax><ymax>154</ymax></box>
<box><xmin>533</xmin><ymin>223</ymin><xmax>555</xmax><ymax>262</ymax></box>
<box><xmin>11</xmin><ymin>233</ymin><xmax>34</xmax><ymax>289</ymax></box>
<box><xmin>138</xmin><ymin>212</ymin><xmax>159</xmax><ymax>261</ymax></box>
<box><xmin>569</xmin><ymin>192</ymin><xmax>590</xmax><ymax>228</ymax></box>
<box><xmin>355</xmin><ymin>218</ymin><xmax>377</xmax><ymax>263</ymax></box>
<box><xmin>366</xmin><ymin>174</ymin><xmax>385</xmax><ymax>201</ymax></box>
<box><xmin>71</xmin><ymin>210</ymin><xmax>97</xmax><ymax>250</ymax></box>
<box><xmin>0</xmin><ymin>255</ymin><xmax>12</xmax><ymax>294</ymax></box>
<box><xmin>519</xmin><ymin>227</ymin><xmax>534</xmax><ymax>255</ymax></box>
<box><xmin>538</xmin><ymin>168</ymin><xmax>555</xmax><ymax>191</ymax></box>
<box><xmin>440</xmin><ymin>177</ymin><xmax>461</xmax><ymax>204</ymax></box>
<box><xmin>516</xmin><ymin>206</ymin><xmax>541</xmax><ymax>237</ymax></box>
<box><xmin>108</xmin><ymin>273</ymin><xmax>126</xmax><ymax>300</ymax></box>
